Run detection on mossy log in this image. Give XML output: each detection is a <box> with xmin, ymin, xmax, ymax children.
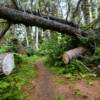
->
<box><xmin>0</xmin><ymin>53</ymin><xmax>15</xmax><ymax>75</ymax></box>
<box><xmin>63</xmin><ymin>47</ymin><xmax>86</xmax><ymax>64</ymax></box>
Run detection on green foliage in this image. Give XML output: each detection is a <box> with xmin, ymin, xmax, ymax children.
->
<box><xmin>55</xmin><ymin>79</ymin><xmax>65</xmax><ymax>85</ymax></box>
<box><xmin>25</xmin><ymin>47</ymin><xmax>34</xmax><ymax>56</ymax></box>
<box><xmin>74</xmin><ymin>89</ymin><xmax>81</xmax><ymax>96</ymax></box>
<box><xmin>0</xmin><ymin>45</ymin><xmax>14</xmax><ymax>54</ymax></box>
<box><xmin>7</xmin><ymin>35</ymin><xmax>19</xmax><ymax>52</ymax></box>
<box><xmin>65</xmin><ymin>60</ymin><xmax>89</xmax><ymax>74</ymax></box>
<box><xmin>0</xmin><ymin>55</ymin><xmax>37</xmax><ymax>100</ymax></box>
<box><xmin>14</xmin><ymin>54</ymin><xmax>23</xmax><ymax>64</ymax></box>
<box><xmin>46</xmin><ymin>59</ymin><xmax>90</xmax><ymax>76</ymax></box>
<box><xmin>55</xmin><ymin>96</ymin><xmax>63</xmax><ymax>100</ymax></box>
<box><xmin>95</xmin><ymin>46</ymin><xmax>100</xmax><ymax>57</ymax></box>
<box><xmin>81</xmin><ymin>46</ymin><xmax>100</xmax><ymax>66</ymax></box>
<box><xmin>39</xmin><ymin>33</ymin><xmax>78</xmax><ymax>66</ymax></box>
<box><xmin>0</xmin><ymin>47</ymin><xmax>7</xmax><ymax>54</ymax></box>
<box><xmin>39</xmin><ymin>33</ymin><xmax>99</xmax><ymax>77</ymax></box>
<box><xmin>0</xmin><ymin>35</ymin><xmax>19</xmax><ymax>54</ymax></box>
<box><xmin>96</xmin><ymin>3</ymin><xmax>100</xmax><ymax>8</ymax></box>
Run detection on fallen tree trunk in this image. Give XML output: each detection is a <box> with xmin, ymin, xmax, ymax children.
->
<box><xmin>5</xmin><ymin>1</ymin><xmax>78</xmax><ymax>28</ymax></box>
<box><xmin>0</xmin><ymin>6</ymin><xmax>87</xmax><ymax>38</ymax></box>
<box><xmin>18</xmin><ymin>9</ymin><xmax>79</xmax><ymax>28</ymax></box>
<box><xmin>63</xmin><ymin>47</ymin><xmax>86</xmax><ymax>64</ymax></box>
<box><xmin>0</xmin><ymin>53</ymin><xmax>15</xmax><ymax>75</ymax></box>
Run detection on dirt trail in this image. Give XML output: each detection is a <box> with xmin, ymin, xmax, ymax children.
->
<box><xmin>35</xmin><ymin>61</ymin><xmax>55</xmax><ymax>100</ymax></box>
<box><xmin>23</xmin><ymin>60</ymin><xmax>100</xmax><ymax>100</ymax></box>
<box><xmin>24</xmin><ymin>61</ymin><xmax>55</xmax><ymax>100</ymax></box>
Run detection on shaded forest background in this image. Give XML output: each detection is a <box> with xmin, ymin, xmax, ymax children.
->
<box><xmin>0</xmin><ymin>0</ymin><xmax>100</xmax><ymax>99</ymax></box>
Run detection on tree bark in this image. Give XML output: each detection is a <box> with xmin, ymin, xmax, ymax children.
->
<box><xmin>0</xmin><ymin>6</ymin><xmax>87</xmax><ymax>38</ymax></box>
<box><xmin>18</xmin><ymin>9</ymin><xmax>79</xmax><ymax>28</ymax></box>
<box><xmin>3</xmin><ymin>0</ymin><xmax>78</xmax><ymax>28</ymax></box>
<box><xmin>0</xmin><ymin>53</ymin><xmax>15</xmax><ymax>75</ymax></box>
<box><xmin>63</xmin><ymin>47</ymin><xmax>86</xmax><ymax>64</ymax></box>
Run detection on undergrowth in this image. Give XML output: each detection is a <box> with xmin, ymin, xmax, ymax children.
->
<box><xmin>39</xmin><ymin>33</ymin><xmax>100</xmax><ymax>79</ymax></box>
<box><xmin>45</xmin><ymin>59</ymin><xmax>97</xmax><ymax>80</ymax></box>
<box><xmin>0</xmin><ymin>54</ymin><xmax>38</xmax><ymax>100</ymax></box>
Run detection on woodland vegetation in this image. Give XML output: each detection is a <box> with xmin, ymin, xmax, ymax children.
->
<box><xmin>0</xmin><ymin>0</ymin><xmax>100</xmax><ymax>100</ymax></box>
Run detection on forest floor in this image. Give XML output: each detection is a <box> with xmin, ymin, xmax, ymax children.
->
<box><xmin>23</xmin><ymin>60</ymin><xmax>100</xmax><ymax>100</ymax></box>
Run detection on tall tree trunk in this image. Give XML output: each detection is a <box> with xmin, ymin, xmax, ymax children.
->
<box><xmin>26</xmin><ymin>27</ymin><xmax>29</xmax><ymax>47</ymax></box>
<box><xmin>88</xmin><ymin>0</ymin><xmax>93</xmax><ymax>23</ymax></box>
<box><xmin>95</xmin><ymin>0</ymin><xmax>98</xmax><ymax>19</ymax></box>
<box><xmin>81</xmin><ymin>0</ymin><xmax>91</xmax><ymax>24</ymax></box>
<box><xmin>35</xmin><ymin>27</ymin><xmax>39</xmax><ymax>49</ymax></box>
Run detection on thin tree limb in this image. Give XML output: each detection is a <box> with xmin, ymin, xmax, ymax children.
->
<box><xmin>11</xmin><ymin>0</ymin><xmax>19</xmax><ymax>9</ymax></box>
<box><xmin>72</xmin><ymin>0</ymin><xmax>82</xmax><ymax>19</ymax></box>
<box><xmin>0</xmin><ymin>23</ymin><xmax>11</xmax><ymax>39</ymax></box>
<box><xmin>66</xmin><ymin>0</ymin><xmax>71</xmax><ymax>20</ymax></box>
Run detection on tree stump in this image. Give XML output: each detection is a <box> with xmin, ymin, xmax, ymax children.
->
<box><xmin>0</xmin><ymin>53</ymin><xmax>15</xmax><ymax>75</ymax></box>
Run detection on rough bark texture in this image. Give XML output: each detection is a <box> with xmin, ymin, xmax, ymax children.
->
<box><xmin>23</xmin><ymin>10</ymin><xmax>79</xmax><ymax>28</ymax></box>
<box><xmin>63</xmin><ymin>47</ymin><xmax>86</xmax><ymax>64</ymax></box>
<box><xmin>0</xmin><ymin>53</ymin><xmax>15</xmax><ymax>75</ymax></box>
<box><xmin>0</xmin><ymin>6</ymin><xmax>87</xmax><ymax>38</ymax></box>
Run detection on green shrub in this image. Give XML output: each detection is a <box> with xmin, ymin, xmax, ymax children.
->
<box><xmin>0</xmin><ymin>45</ymin><xmax>14</xmax><ymax>54</ymax></box>
<box><xmin>0</xmin><ymin>55</ymin><xmax>37</xmax><ymax>100</ymax></box>
<box><xmin>39</xmin><ymin>33</ymin><xmax>99</xmax><ymax>77</ymax></box>
<box><xmin>46</xmin><ymin>59</ymin><xmax>90</xmax><ymax>76</ymax></box>
<box><xmin>0</xmin><ymin>36</ymin><xmax>19</xmax><ymax>54</ymax></box>
<box><xmin>0</xmin><ymin>48</ymin><xmax>7</xmax><ymax>53</ymax></box>
<box><xmin>25</xmin><ymin>47</ymin><xmax>34</xmax><ymax>56</ymax></box>
<box><xmin>14</xmin><ymin>54</ymin><xmax>23</xmax><ymax>64</ymax></box>
<box><xmin>39</xmin><ymin>33</ymin><xmax>78</xmax><ymax>66</ymax></box>
<box><xmin>65</xmin><ymin>59</ymin><xmax>89</xmax><ymax>74</ymax></box>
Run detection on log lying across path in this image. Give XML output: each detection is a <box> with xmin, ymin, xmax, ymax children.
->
<box><xmin>63</xmin><ymin>47</ymin><xmax>86</xmax><ymax>64</ymax></box>
<box><xmin>0</xmin><ymin>53</ymin><xmax>15</xmax><ymax>75</ymax></box>
<box><xmin>0</xmin><ymin>6</ymin><xmax>87</xmax><ymax>38</ymax></box>
<box><xmin>18</xmin><ymin>9</ymin><xmax>79</xmax><ymax>28</ymax></box>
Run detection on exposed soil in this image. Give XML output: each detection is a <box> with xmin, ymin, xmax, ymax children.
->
<box><xmin>23</xmin><ymin>61</ymin><xmax>100</xmax><ymax>100</ymax></box>
<box><xmin>23</xmin><ymin>61</ymin><xmax>55</xmax><ymax>100</ymax></box>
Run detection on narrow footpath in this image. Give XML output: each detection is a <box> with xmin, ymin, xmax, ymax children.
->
<box><xmin>23</xmin><ymin>60</ymin><xmax>100</xmax><ymax>100</ymax></box>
